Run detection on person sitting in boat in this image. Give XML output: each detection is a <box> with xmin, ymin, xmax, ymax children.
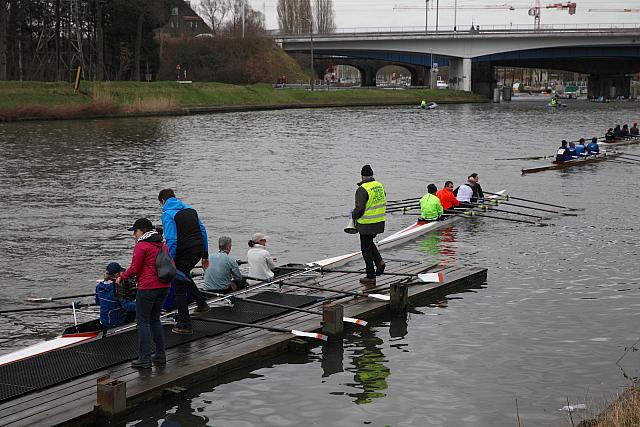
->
<box><xmin>419</xmin><ymin>184</ymin><xmax>444</xmax><ymax>222</ymax></box>
<box><xmin>605</xmin><ymin>128</ymin><xmax>615</xmax><ymax>142</ymax></box>
<box><xmin>436</xmin><ymin>180</ymin><xmax>460</xmax><ymax>213</ymax></box>
<box><xmin>95</xmin><ymin>262</ymin><xmax>136</xmax><ymax>329</ymax></box>
<box><xmin>204</xmin><ymin>236</ymin><xmax>246</xmax><ymax>294</ymax></box>
<box><xmin>420</xmin><ymin>100</ymin><xmax>427</xmax><ymax>109</ymax></box>
<box><xmin>247</xmin><ymin>233</ymin><xmax>276</xmax><ymax>285</ymax></box>
<box><xmin>567</xmin><ymin>141</ymin><xmax>578</xmax><ymax>159</ymax></box>
<box><xmin>631</xmin><ymin>123</ymin><xmax>639</xmax><ymax>136</ymax></box>
<box><xmin>586</xmin><ymin>137</ymin><xmax>600</xmax><ymax>155</ymax></box>
<box><xmin>550</xmin><ymin>95</ymin><xmax>559</xmax><ymax>107</ymax></box>
<box><xmin>556</xmin><ymin>140</ymin><xmax>571</xmax><ymax>162</ymax></box>
<box><xmin>574</xmin><ymin>139</ymin><xmax>588</xmax><ymax>157</ymax></box>
<box><xmin>454</xmin><ymin>174</ymin><xmax>482</xmax><ymax>208</ymax></box>
<box><xmin>622</xmin><ymin>124</ymin><xmax>630</xmax><ymax>138</ymax></box>
<box><xmin>613</xmin><ymin>125</ymin><xmax>622</xmax><ymax>139</ymax></box>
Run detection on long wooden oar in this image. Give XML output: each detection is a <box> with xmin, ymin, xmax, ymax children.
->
<box><xmin>495</xmin><ymin>155</ymin><xmax>555</xmax><ymax>161</ymax></box>
<box><xmin>609</xmin><ymin>159</ymin><xmax>640</xmax><ymax>165</ymax></box>
<box><xmin>619</xmin><ymin>152</ymin><xmax>640</xmax><ymax>159</ymax></box>
<box><xmin>280</xmin><ymin>281</ymin><xmax>391</xmax><ymax>301</ymax></box>
<box><xmin>484</xmin><ymin>191</ymin><xmax>581</xmax><ymax>211</ymax></box>
<box><xmin>192</xmin><ymin>316</ymin><xmax>329</xmax><ymax>341</ymax></box>
<box><xmin>25</xmin><ymin>292</ymin><xmax>96</xmax><ymax>303</ymax></box>
<box><xmin>616</xmin><ymin>156</ymin><xmax>640</xmax><ymax>164</ymax></box>
<box><xmin>433</xmin><ymin>212</ymin><xmax>540</xmax><ymax>225</ymax></box>
<box><xmin>466</xmin><ymin>204</ymin><xmax>543</xmax><ymax>219</ymax></box>
<box><xmin>232</xmin><ymin>297</ymin><xmax>367</xmax><ymax>326</ymax></box>
<box><xmin>0</xmin><ymin>302</ymin><xmax>95</xmax><ymax>315</ymax></box>
<box><xmin>276</xmin><ymin>265</ymin><xmax>443</xmax><ymax>283</ymax></box>
<box><xmin>387</xmin><ymin>196</ymin><xmax>421</xmax><ymax>204</ymax></box>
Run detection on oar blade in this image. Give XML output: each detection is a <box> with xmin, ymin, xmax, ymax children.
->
<box><xmin>343</xmin><ymin>317</ymin><xmax>368</xmax><ymax>326</ymax></box>
<box><xmin>367</xmin><ymin>293</ymin><xmax>391</xmax><ymax>301</ymax></box>
<box><xmin>24</xmin><ymin>297</ymin><xmax>53</xmax><ymax>303</ymax></box>
<box><xmin>292</xmin><ymin>330</ymin><xmax>329</xmax><ymax>341</ymax></box>
<box><xmin>417</xmin><ymin>272</ymin><xmax>444</xmax><ymax>284</ymax></box>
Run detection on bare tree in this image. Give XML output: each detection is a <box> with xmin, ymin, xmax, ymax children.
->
<box><xmin>198</xmin><ymin>0</ymin><xmax>230</xmax><ymax>35</ymax></box>
<box><xmin>313</xmin><ymin>0</ymin><xmax>334</xmax><ymax>34</ymax></box>
<box><xmin>277</xmin><ymin>0</ymin><xmax>311</xmax><ymax>34</ymax></box>
<box><xmin>0</xmin><ymin>0</ymin><xmax>7</xmax><ymax>80</ymax></box>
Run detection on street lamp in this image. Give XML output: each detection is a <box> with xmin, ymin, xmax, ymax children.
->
<box><xmin>454</xmin><ymin>0</ymin><xmax>458</xmax><ymax>31</ymax></box>
<box><xmin>303</xmin><ymin>17</ymin><xmax>315</xmax><ymax>91</ymax></box>
<box><xmin>425</xmin><ymin>0</ymin><xmax>429</xmax><ymax>34</ymax></box>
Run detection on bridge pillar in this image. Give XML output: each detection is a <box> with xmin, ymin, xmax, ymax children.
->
<box><xmin>360</xmin><ymin>66</ymin><xmax>377</xmax><ymax>87</ymax></box>
<box><xmin>449</xmin><ymin>58</ymin><xmax>472</xmax><ymax>91</ymax></box>
<box><xmin>410</xmin><ymin>66</ymin><xmax>429</xmax><ymax>87</ymax></box>
<box><xmin>471</xmin><ymin>62</ymin><xmax>497</xmax><ymax>99</ymax></box>
<box><xmin>588</xmin><ymin>74</ymin><xmax>631</xmax><ymax>99</ymax></box>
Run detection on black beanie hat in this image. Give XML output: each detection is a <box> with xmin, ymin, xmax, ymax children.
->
<box><xmin>361</xmin><ymin>164</ymin><xmax>374</xmax><ymax>176</ymax></box>
<box><xmin>427</xmin><ymin>183</ymin><xmax>437</xmax><ymax>194</ymax></box>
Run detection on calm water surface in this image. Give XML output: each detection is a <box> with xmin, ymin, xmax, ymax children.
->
<box><xmin>1</xmin><ymin>100</ymin><xmax>640</xmax><ymax>426</ymax></box>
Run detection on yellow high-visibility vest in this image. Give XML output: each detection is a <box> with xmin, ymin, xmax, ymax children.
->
<box><xmin>357</xmin><ymin>181</ymin><xmax>386</xmax><ymax>224</ymax></box>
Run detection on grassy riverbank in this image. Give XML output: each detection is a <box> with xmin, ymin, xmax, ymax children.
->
<box><xmin>0</xmin><ymin>81</ymin><xmax>487</xmax><ymax>121</ymax></box>
<box><xmin>577</xmin><ymin>387</ymin><xmax>640</xmax><ymax>427</ymax></box>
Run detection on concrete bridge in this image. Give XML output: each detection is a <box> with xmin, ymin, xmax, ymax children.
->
<box><xmin>276</xmin><ymin>25</ymin><xmax>640</xmax><ymax>98</ymax></box>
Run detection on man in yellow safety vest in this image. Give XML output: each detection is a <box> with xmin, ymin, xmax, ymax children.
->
<box><xmin>352</xmin><ymin>164</ymin><xmax>386</xmax><ymax>286</ymax></box>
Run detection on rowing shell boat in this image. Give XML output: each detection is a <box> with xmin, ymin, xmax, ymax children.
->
<box><xmin>599</xmin><ymin>135</ymin><xmax>640</xmax><ymax>147</ymax></box>
<box><xmin>310</xmin><ymin>190</ymin><xmax>507</xmax><ymax>268</ymax></box>
<box><xmin>521</xmin><ymin>152</ymin><xmax>623</xmax><ymax>175</ymax></box>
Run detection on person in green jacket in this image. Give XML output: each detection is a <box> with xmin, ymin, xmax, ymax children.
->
<box><xmin>419</xmin><ymin>184</ymin><xmax>444</xmax><ymax>222</ymax></box>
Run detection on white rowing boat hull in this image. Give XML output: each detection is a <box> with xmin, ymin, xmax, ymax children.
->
<box><xmin>0</xmin><ymin>332</ymin><xmax>100</xmax><ymax>367</ymax></box>
<box><xmin>310</xmin><ymin>190</ymin><xmax>507</xmax><ymax>268</ymax></box>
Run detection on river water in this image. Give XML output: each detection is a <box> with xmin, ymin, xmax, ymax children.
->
<box><xmin>1</xmin><ymin>100</ymin><xmax>639</xmax><ymax>426</ymax></box>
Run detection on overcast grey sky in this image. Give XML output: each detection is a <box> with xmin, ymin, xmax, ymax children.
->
<box><xmin>239</xmin><ymin>0</ymin><xmax>640</xmax><ymax>30</ymax></box>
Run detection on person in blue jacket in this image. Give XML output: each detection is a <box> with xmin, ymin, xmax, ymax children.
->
<box><xmin>158</xmin><ymin>189</ymin><xmax>210</xmax><ymax>335</ymax></box>
<box><xmin>574</xmin><ymin>138</ymin><xmax>587</xmax><ymax>157</ymax></box>
<box><xmin>586</xmin><ymin>137</ymin><xmax>600</xmax><ymax>155</ymax></box>
<box><xmin>95</xmin><ymin>262</ymin><xmax>136</xmax><ymax>329</ymax></box>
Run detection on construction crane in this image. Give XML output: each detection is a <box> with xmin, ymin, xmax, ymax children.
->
<box><xmin>393</xmin><ymin>2</ymin><xmax>576</xmax><ymax>31</ymax></box>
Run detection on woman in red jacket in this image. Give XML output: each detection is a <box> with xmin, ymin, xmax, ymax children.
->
<box><xmin>117</xmin><ymin>218</ymin><xmax>171</xmax><ymax>369</ymax></box>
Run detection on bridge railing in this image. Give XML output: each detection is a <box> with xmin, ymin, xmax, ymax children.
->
<box><xmin>271</xmin><ymin>23</ymin><xmax>640</xmax><ymax>38</ymax></box>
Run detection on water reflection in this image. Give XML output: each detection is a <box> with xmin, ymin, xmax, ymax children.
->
<box><xmin>345</xmin><ymin>328</ymin><xmax>390</xmax><ymax>405</ymax></box>
<box><xmin>419</xmin><ymin>226</ymin><xmax>458</xmax><ymax>265</ymax></box>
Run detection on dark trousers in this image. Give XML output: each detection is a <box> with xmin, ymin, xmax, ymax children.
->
<box><xmin>175</xmin><ymin>252</ymin><xmax>207</xmax><ymax>330</ymax></box>
<box><xmin>136</xmin><ymin>288</ymin><xmax>169</xmax><ymax>363</ymax></box>
<box><xmin>360</xmin><ymin>233</ymin><xmax>382</xmax><ymax>279</ymax></box>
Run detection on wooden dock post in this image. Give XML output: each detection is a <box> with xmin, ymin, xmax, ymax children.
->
<box><xmin>322</xmin><ymin>302</ymin><xmax>344</xmax><ymax>336</ymax></box>
<box><xmin>96</xmin><ymin>375</ymin><xmax>126</xmax><ymax>415</ymax></box>
<box><xmin>390</xmin><ymin>283</ymin><xmax>409</xmax><ymax>315</ymax></box>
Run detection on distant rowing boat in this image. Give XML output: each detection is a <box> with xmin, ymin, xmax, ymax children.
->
<box><xmin>599</xmin><ymin>135</ymin><xmax>640</xmax><ymax>147</ymax></box>
<box><xmin>521</xmin><ymin>152</ymin><xmax>623</xmax><ymax>175</ymax></box>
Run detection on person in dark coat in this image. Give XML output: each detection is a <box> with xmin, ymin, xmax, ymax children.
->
<box><xmin>352</xmin><ymin>165</ymin><xmax>386</xmax><ymax>286</ymax></box>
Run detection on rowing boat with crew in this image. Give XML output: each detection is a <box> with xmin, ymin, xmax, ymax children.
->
<box><xmin>521</xmin><ymin>152</ymin><xmax>623</xmax><ymax>175</ymax></box>
<box><xmin>0</xmin><ymin>190</ymin><xmax>506</xmax><ymax>368</ymax></box>
<box><xmin>599</xmin><ymin>135</ymin><xmax>640</xmax><ymax>147</ymax></box>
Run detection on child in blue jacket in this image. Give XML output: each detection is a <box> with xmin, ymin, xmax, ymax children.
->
<box><xmin>95</xmin><ymin>262</ymin><xmax>136</xmax><ymax>329</ymax></box>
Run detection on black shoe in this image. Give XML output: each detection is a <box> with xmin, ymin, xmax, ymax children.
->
<box><xmin>375</xmin><ymin>261</ymin><xmax>386</xmax><ymax>276</ymax></box>
<box><xmin>359</xmin><ymin>277</ymin><xmax>376</xmax><ymax>286</ymax></box>
<box><xmin>152</xmin><ymin>355</ymin><xmax>167</xmax><ymax>365</ymax></box>
<box><xmin>193</xmin><ymin>304</ymin><xmax>210</xmax><ymax>313</ymax></box>
<box><xmin>131</xmin><ymin>359</ymin><xmax>152</xmax><ymax>369</ymax></box>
